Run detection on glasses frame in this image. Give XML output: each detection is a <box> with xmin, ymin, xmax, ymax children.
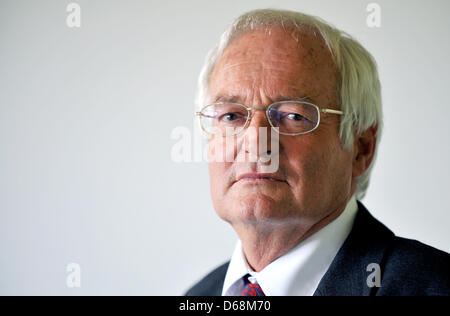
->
<box><xmin>195</xmin><ymin>101</ymin><xmax>344</xmax><ymax>136</ymax></box>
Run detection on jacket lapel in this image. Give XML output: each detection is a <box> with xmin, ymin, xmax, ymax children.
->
<box><xmin>313</xmin><ymin>202</ymin><xmax>395</xmax><ymax>296</ymax></box>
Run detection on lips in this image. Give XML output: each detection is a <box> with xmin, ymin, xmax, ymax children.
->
<box><xmin>236</xmin><ymin>173</ymin><xmax>286</xmax><ymax>183</ymax></box>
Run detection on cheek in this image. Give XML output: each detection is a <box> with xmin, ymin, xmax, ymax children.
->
<box><xmin>208</xmin><ymin>161</ymin><xmax>223</xmax><ymax>191</ymax></box>
<box><xmin>208</xmin><ymin>136</ymin><xmax>238</xmax><ymax>164</ymax></box>
<box><xmin>283</xmin><ymin>139</ymin><xmax>320</xmax><ymax>180</ymax></box>
<box><xmin>289</xmin><ymin>150</ymin><xmax>324</xmax><ymax>191</ymax></box>
<box><xmin>208</xmin><ymin>161</ymin><xmax>222</xmax><ymax>208</ymax></box>
<box><xmin>208</xmin><ymin>160</ymin><xmax>234</xmax><ymax>199</ymax></box>
<box><xmin>282</xmin><ymin>138</ymin><xmax>345</xmax><ymax>194</ymax></box>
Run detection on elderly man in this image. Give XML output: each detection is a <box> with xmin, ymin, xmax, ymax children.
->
<box><xmin>186</xmin><ymin>9</ymin><xmax>449</xmax><ymax>296</ymax></box>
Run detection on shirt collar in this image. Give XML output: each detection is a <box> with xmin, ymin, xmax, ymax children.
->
<box><xmin>222</xmin><ymin>195</ymin><xmax>358</xmax><ymax>296</ymax></box>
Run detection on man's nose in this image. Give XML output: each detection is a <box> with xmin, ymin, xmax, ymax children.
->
<box><xmin>243</xmin><ymin>109</ymin><xmax>273</xmax><ymax>161</ymax></box>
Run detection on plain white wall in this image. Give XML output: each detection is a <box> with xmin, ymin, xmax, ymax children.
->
<box><xmin>0</xmin><ymin>0</ymin><xmax>449</xmax><ymax>295</ymax></box>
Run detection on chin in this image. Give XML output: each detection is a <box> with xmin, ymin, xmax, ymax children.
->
<box><xmin>218</xmin><ymin>193</ymin><xmax>291</xmax><ymax>224</ymax></box>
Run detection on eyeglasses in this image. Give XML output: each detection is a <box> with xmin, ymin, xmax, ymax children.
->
<box><xmin>195</xmin><ymin>101</ymin><xmax>344</xmax><ymax>136</ymax></box>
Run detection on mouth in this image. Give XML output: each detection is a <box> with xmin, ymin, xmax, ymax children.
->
<box><xmin>234</xmin><ymin>173</ymin><xmax>287</xmax><ymax>184</ymax></box>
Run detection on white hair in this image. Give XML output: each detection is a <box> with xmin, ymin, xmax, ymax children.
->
<box><xmin>196</xmin><ymin>9</ymin><xmax>382</xmax><ymax>200</ymax></box>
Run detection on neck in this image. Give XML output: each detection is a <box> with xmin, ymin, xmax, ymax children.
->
<box><xmin>233</xmin><ymin>204</ymin><xmax>348</xmax><ymax>272</ymax></box>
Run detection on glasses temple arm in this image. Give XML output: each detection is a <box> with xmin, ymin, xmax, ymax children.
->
<box><xmin>321</xmin><ymin>109</ymin><xmax>344</xmax><ymax>115</ymax></box>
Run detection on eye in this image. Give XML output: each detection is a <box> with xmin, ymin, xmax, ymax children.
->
<box><xmin>287</xmin><ymin>113</ymin><xmax>306</xmax><ymax>121</ymax></box>
<box><xmin>218</xmin><ymin>112</ymin><xmax>245</xmax><ymax>122</ymax></box>
<box><xmin>223</xmin><ymin>113</ymin><xmax>238</xmax><ymax>121</ymax></box>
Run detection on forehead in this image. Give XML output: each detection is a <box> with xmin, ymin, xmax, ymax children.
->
<box><xmin>209</xmin><ymin>27</ymin><xmax>338</xmax><ymax>104</ymax></box>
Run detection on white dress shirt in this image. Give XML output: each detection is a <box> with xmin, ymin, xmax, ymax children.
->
<box><xmin>222</xmin><ymin>196</ymin><xmax>358</xmax><ymax>296</ymax></box>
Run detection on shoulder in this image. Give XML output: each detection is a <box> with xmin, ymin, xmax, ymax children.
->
<box><xmin>317</xmin><ymin>201</ymin><xmax>450</xmax><ymax>296</ymax></box>
<box><xmin>379</xmin><ymin>236</ymin><xmax>450</xmax><ymax>296</ymax></box>
<box><xmin>184</xmin><ymin>261</ymin><xmax>230</xmax><ymax>296</ymax></box>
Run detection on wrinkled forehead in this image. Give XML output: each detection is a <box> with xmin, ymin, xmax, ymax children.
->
<box><xmin>209</xmin><ymin>27</ymin><xmax>338</xmax><ymax>105</ymax></box>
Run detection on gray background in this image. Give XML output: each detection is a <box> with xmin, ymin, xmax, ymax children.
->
<box><xmin>0</xmin><ymin>0</ymin><xmax>449</xmax><ymax>295</ymax></box>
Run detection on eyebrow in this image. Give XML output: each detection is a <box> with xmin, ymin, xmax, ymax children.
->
<box><xmin>212</xmin><ymin>94</ymin><xmax>315</xmax><ymax>104</ymax></box>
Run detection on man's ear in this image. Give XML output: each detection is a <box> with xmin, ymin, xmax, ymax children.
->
<box><xmin>352</xmin><ymin>125</ymin><xmax>378</xmax><ymax>178</ymax></box>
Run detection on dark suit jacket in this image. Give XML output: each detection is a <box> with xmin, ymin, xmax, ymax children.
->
<box><xmin>185</xmin><ymin>202</ymin><xmax>450</xmax><ymax>296</ymax></box>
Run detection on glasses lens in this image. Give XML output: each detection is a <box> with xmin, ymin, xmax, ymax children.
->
<box><xmin>268</xmin><ymin>102</ymin><xmax>319</xmax><ymax>134</ymax></box>
<box><xmin>200</xmin><ymin>103</ymin><xmax>248</xmax><ymax>136</ymax></box>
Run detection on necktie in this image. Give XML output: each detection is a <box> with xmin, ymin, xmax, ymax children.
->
<box><xmin>241</xmin><ymin>274</ymin><xmax>265</xmax><ymax>296</ymax></box>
